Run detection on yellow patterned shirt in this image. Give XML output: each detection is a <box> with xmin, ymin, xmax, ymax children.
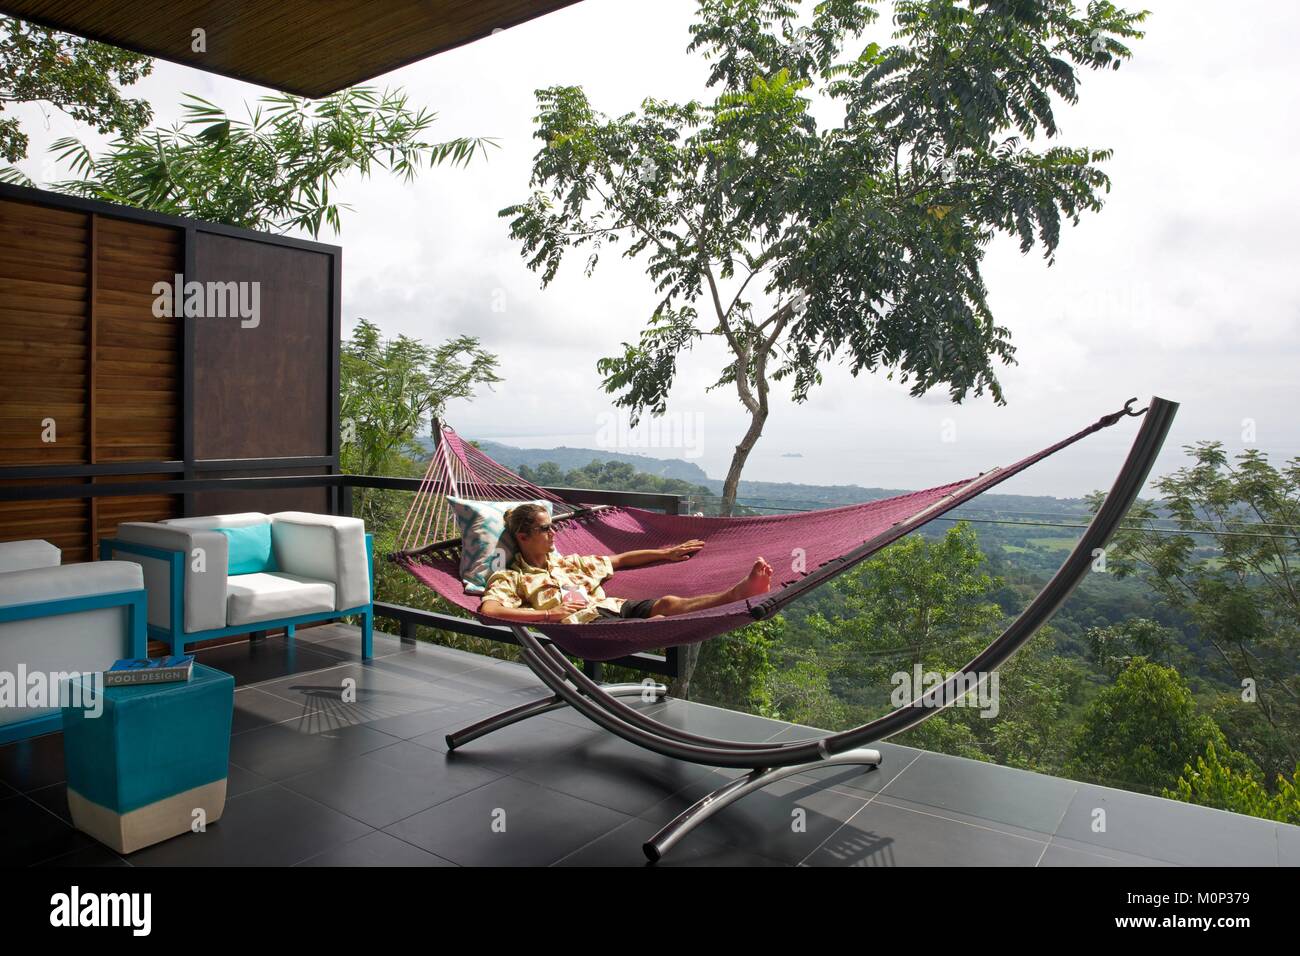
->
<box><xmin>481</xmin><ymin>550</ymin><xmax>622</xmax><ymax>624</ymax></box>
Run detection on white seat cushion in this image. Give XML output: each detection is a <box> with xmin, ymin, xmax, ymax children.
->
<box><xmin>225</xmin><ymin>572</ymin><xmax>335</xmax><ymax>627</ymax></box>
<box><xmin>0</xmin><ymin>539</ymin><xmax>61</xmax><ymax>574</ymax></box>
<box><xmin>269</xmin><ymin>512</ymin><xmax>369</xmax><ymax>610</ymax></box>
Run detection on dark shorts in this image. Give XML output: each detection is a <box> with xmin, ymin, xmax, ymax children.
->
<box><xmin>596</xmin><ymin>598</ymin><xmax>657</xmax><ymax>620</ymax></box>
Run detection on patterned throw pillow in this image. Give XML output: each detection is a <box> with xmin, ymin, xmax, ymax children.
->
<box><xmin>447</xmin><ymin>497</ymin><xmax>554</xmax><ymax>594</ymax></box>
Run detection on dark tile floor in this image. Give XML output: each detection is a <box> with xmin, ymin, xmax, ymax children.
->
<box><xmin>2</xmin><ymin>625</ymin><xmax>1295</xmax><ymax>867</ymax></box>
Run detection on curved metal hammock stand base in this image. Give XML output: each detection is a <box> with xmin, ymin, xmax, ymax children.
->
<box><xmin>439</xmin><ymin>397</ymin><xmax>1178</xmax><ymax>862</ymax></box>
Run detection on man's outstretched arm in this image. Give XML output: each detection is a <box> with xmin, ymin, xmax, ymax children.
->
<box><xmin>609</xmin><ymin>539</ymin><xmax>704</xmax><ymax>570</ymax></box>
<box><xmin>480</xmin><ymin>598</ymin><xmax>587</xmax><ymax>623</ymax></box>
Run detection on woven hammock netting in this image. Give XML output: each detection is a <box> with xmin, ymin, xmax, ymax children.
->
<box><xmin>393</xmin><ymin>410</ymin><xmax>1129</xmax><ymax>661</ymax></box>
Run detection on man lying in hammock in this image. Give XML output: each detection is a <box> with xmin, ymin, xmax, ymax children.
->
<box><xmin>479</xmin><ymin>503</ymin><xmax>773</xmax><ymax>625</ymax></box>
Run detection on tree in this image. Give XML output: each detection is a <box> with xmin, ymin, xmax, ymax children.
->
<box><xmin>1083</xmin><ymin>617</ymin><xmax>1185</xmax><ymax>679</ymax></box>
<box><xmin>519</xmin><ymin>458</ymin><xmax>712</xmax><ymax>500</ymax></box>
<box><xmin>340</xmin><ymin>318</ymin><xmax>501</xmax><ymax>532</ymax></box>
<box><xmin>813</xmin><ymin>521</ymin><xmax>1005</xmax><ymax>685</ymax></box>
<box><xmin>695</xmin><ymin>616</ymin><xmax>780</xmax><ymax>715</ymax></box>
<box><xmin>1065</xmin><ymin>658</ymin><xmax>1252</xmax><ymax>795</ymax></box>
<box><xmin>44</xmin><ymin>87</ymin><xmax>495</xmax><ymax>237</ymax></box>
<box><xmin>1165</xmin><ymin>740</ymin><xmax>1300</xmax><ymax>825</ymax></box>
<box><xmin>1096</xmin><ymin>441</ymin><xmax>1300</xmax><ymax>778</ymax></box>
<box><xmin>0</xmin><ymin>17</ymin><xmax>152</xmax><ymax>168</ymax></box>
<box><xmin>502</xmin><ymin>0</ymin><xmax>1146</xmax><ymax>514</ymax></box>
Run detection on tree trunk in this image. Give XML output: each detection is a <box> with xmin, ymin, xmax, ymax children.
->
<box><xmin>673</xmin><ymin>403</ymin><xmax>768</xmax><ymax>699</ymax></box>
<box><xmin>720</xmin><ymin>404</ymin><xmax>768</xmax><ymax>517</ymax></box>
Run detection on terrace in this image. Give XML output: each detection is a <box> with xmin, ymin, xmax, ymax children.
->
<box><xmin>5</xmin><ymin>620</ymin><xmax>1294</xmax><ymax>866</ymax></box>
<box><xmin>0</xmin><ymin>0</ymin><xmax>1296</xmax><ymax>871</ymax></box>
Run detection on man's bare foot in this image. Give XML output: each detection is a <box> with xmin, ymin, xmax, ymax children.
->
<box><xmin>732</xmin><ymin>557</ymin><xmax>773</xmax><ymax>600</ymax></box>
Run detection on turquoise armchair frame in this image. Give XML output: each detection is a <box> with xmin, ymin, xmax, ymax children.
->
<box><xmin>98</xmin><ymin>534</ymin><xmax>374</xmax><ymax>660</ymax></box>
<box><xmin>0</xmin><ymin>587</ymin><xmax>148</xmax><ymax>744</ymax></box>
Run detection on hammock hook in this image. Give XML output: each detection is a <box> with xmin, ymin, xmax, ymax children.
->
<box><xmin>1098</xmin><ymin>396</ymin><xmax>1148</xmax><ymax>428</ymax></box>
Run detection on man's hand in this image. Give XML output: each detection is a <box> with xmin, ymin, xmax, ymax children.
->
<box><xmin>662</xmin><ymin>539</ymin><xmax>705</xmax><ymax>562</ymax></box>
<box><xmin>552</xmin><ymin>598</ymin><xmax>589</xmax><ymax>619</ymax></box>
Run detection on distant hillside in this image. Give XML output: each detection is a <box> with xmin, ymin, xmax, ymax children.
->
<box><xmin>417</xmin><ymin>436</ymin><xmax>1093</xmax><ymax>511</ymax></box>
<box><xmin>416</xmin><ymin>437</ymin><xmax>711</xmax><ymax>484</ymax></box>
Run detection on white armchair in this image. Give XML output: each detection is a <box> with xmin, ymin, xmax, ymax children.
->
<box><xmin>101</xmin><ymin>512</ymin><xmax>373</xmax><ymax>658</ymax></box>
<box><xmin>0</xmin><ymin>540</ymin><xmax>147</xmax><ymax>743</ymax></box>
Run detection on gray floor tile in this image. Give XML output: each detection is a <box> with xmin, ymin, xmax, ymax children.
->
<box><xmin>1055</xmin><ymin>783</ymin><xmax>1280</xmax><ymax>866</ymax></box>
<box><xmin>126</xmin><ymin>784</ymin><xmax>372</xmax><ymax>866</ymax></box>
<box><xmin>27</xmin><ymin>782</ymin><xmax>71</xmax><ymax>824</ymax></box>
<box><xmin>228</xmin><ymin>720</ymin><xmax>400</xmax><ymax>781</ymax></box>
<box><xmin>231</xmin><ymin>687</ymin><xmax>320</xmax><ymax>735</ymax></box>
<box><xmin>361</xmin><ymin>698</ymin><xmax>503</xmax><ymax>741</ymax></box>
<box><xmin>855</xmin><ymin>791</ymin><xmax>1071</xmax><ymax>844</ymax></box>
<box><xmin>409</xmin><ymin>706</ymin><xmax>603</xmax><ymax>773</ymax></box>
<box><xmin>226</xmin><ymin>761</ymin><xmax>275</xmax><ymax>798</ymax></box>
<box><xmin>0</xmin><ymin>731</ymin><xmax>66</xmax><ymax>792</ymax></box>
<box><xmin>1042</xmin><ymin>834</ymin><xmax>1176</xmax><ymax>867</ymax></box>
<box><xmin>295</xmin><ymin>630</ymin><xmax>381</xmax><ymax>662</ymax></box>
<box><xmin>296</xmin><ymin>829</ymin><xmax>457</xmax><ymax>866</ymax></box>
<box><xmin>426</xmin><ymin>662</ymin><xmax>551</xmax><ymax>704</ymax></box>
<box><xmin>254</xmin><ymin>661</ymin><xmax>449</xmax><ymax>724</ymax></box>
<box><xmin>287</xmin><ymin>621</ymin><xmax>362</xmax><ymax>644</ymax></box>
<box><xmin>868</xmin><ymin>750</ymin><xmax>1078</xmax><ymax>835</ymax></box>
<box><xmin>513</xmin><ymin>728</ymin><xmax>719</xmax><ymax>817</ymax></box>
<box><xmin>634</xmin><ymin>697</ymin><xmax>794</xmax><ymax>744</ymax></box>
<box><xmin>804</xmin><ymin>797</ymin><xmax>1048</xmax><ymax>866</ymax></box>
<box><xmin>0</xmin><ymin>792</ymin><xmax>93</xmax><ymax>865</ymax></box>
<box><xmin>384</xmin><ymin>775</ymin><xmax>631</xmax><ymax>866</ymax></box>
<box><xmin>193</xmin><ymin>638</ymin><xmax>343</xmax><ymax>688</ymax></box>
<box><xmin>281</xmin><ymin>740</ymin><xmax>503</xmax><ymax>829</ymax></box>
<box><xmin>555</xmin><ymin>816</ymin><xmax>790</xmax><ymax>867</ymax></box>
<box><xmin>35</xmin><ymin>842</ymin><xmax>130</xmax><ymax>867</ymax></box>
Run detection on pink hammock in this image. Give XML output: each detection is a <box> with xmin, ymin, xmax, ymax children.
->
<box><xmin>393</xmin><ymin>401</ymin><xmax>1146</xmax><ymax>661</ymax></box>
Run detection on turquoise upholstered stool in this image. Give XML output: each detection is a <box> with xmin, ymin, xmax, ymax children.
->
<box><xmin>61</xmin><ymin>663</ymin><xmax>234</xmax><ymax>854</ymax></box>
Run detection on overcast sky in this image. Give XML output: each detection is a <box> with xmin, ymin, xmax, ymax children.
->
<box><xmin>13</xmin><ymin>0</ymin><xmax>1299</xmax><ymax>498</ymax></box>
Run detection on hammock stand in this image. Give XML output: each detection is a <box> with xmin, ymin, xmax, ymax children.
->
<box><xmin>391</xmin><ymin>396</ymin><xmax>1177</xmax><ymax>861</ymax></box>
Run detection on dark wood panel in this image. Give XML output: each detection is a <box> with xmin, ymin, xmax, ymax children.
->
<box><xmin>193</xmin><ymin>232</ymin><xmax>330</xmax><ymax>460</ymax></box>
<box><xmin>190</xmin><ymin>467</ymin><xmax>331</xmax><ymax>518</ymax></box>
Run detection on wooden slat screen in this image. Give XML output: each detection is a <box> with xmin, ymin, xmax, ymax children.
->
<box><xmin>0</xmin><ymin>198</ymin><xmax>182</xmax><ymax>560</ymax></box>
<box><xmin>94</xmin><ymin>216</ymin><xmax>182</xmax><ymax>462</ymax></box>
<box><xmin>0</xmin><ymin>199</ymin><xmax>90</xmax><ymax>466</ymax></box>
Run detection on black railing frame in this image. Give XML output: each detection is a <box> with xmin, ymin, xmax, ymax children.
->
<box><xmin>0</xmin><ymin>470</ymin><xmax>683</xmax><ymax>678</ymax></box>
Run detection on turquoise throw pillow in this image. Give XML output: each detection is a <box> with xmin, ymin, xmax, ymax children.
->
<box><xmin>448</xmin><ymin>497</ymin><xmax>553</xmax><ymax>594</ymax></box>
<box><xmin>215</xmin><ymin>524</ymin><xmax>274</xmax><ymax>576</ymax></box>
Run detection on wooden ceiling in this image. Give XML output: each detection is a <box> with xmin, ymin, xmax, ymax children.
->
<box><xmin>0</xmin><ymin>0</ymin><xmax>584</xmax><ymax>97</ymax></box>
